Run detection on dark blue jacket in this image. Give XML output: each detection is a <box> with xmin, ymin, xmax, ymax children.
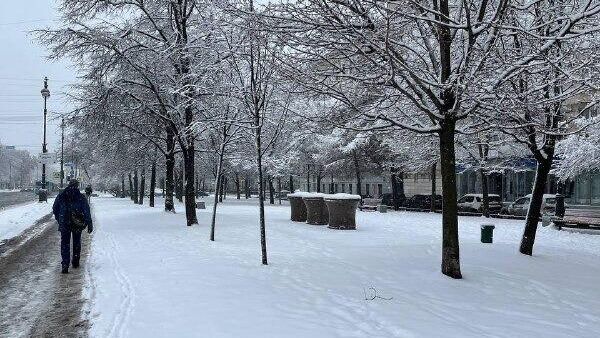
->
<box><xmin>53</xmin><ymin>186</ymin><xmax>93</xmax><ymax>232</ymax></box>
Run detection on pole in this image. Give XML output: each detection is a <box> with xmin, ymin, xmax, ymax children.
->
<box><xmin>39</xmin><ymin>77</ymin><xmax>49</xmax><ymax>202</ymax></box>
<box><xmin>60</xmin><ymin>117</ymin><xmax>65</xmax><ymax>188</ymax></box>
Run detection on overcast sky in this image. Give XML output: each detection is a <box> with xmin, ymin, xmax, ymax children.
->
<box><xmin>0</xmin><ymin>1</ymin><xmax>74</xmax><ymax>155</ymax></box>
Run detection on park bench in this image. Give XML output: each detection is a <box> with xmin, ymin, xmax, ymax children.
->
<box><xmin>359</xmin><ymin>198</ymin><xmax>382</xmax><ymax>211</ymax></box>
<box><xmin>553</xmin><ymin>208</ymin><xmax>600</xmax><ymax>230</ymax></box>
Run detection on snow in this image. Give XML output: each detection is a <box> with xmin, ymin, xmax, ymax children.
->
<box><xmin>87</xmin><ymin>196</ymin><xmax>600</xmax><ymax>337</ymax></box>
<box><xmin>0</xmin><ymin>200</ymin><xmax>54</xmax><ymax>241</ymax></box>
<box><xmin>287</xmin><ymin>191</ymin><xmax>326</xmax><ymax>198</ymax></box>
<box><xmin>325</xmin><ymin>193</ymin><xmax>361</xmax><ymax>200</ymax></box>
<box><xmin>0</xmin><ymin>189</ymin><xmax>20</xmax><ymax>193</ymax></box>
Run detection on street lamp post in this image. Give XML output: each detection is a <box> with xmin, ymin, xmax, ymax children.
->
<box><xmin>39</xmin><ymin>77</ymin><xmax>50</xmax><ymax>202</ymax></box>
<box><xmin>60</xmin><ymin>117</ymin><xmax>65</xmax><ymax>189</ymax></box>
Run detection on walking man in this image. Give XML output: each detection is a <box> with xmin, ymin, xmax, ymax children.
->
<box><xmin>52</xmin><ymin>179</ymin><xmax>93</xmax><ymax>273</ymax></box>
<box><xmin>85</xmin><ymin>184</ymin><xmax>93</xmax><ymax>202</ymax></box>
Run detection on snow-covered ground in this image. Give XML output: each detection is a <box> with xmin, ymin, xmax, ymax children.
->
<box><xmin>0</xmin><ymin>200</ymin><xmax>54</xmax><ymax>241</ymax></box>
<box><xmin>87</xmin><ymin>196</ymin><xmax>600</xmax><ymax>338</ymax></box>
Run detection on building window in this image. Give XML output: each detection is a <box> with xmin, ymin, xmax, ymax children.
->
<box><xmin>341</xmin><ymin>183</ymin><xmax>346</xmax><ymax>193</ymax></box>
<box><xmin>334</xmin><ymin>184</ymin><xmax>339</xmax><ymax>193</ymax></box>
<box><xmin>366</xmin><ymin>184</ymin><xmax>370</xmax><ymax>196</ymax></box>
<box><xmin>377</xmin><ymin>184</ymin><xmax>383</xmax><ymax>197</ymax></box>
<box><xmin>349</xmin><ymin>184</ymin><xmax>353</xmax><ymax>194</ymax></box>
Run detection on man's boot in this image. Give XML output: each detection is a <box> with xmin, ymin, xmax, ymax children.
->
<box><xmin>61</xmin><ymin>264</ymin><xmax>69</xmax><ymax>274</ymax></box>
<box><xmin>72</xmin><ymin>260</ymin><xmax>80</xmax><ymax>269</ymax></box>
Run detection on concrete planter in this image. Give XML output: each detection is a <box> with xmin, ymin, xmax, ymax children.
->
<box><xmin>324</xmin><ymin>194</ymin><xmax>361</xmax><ymax>230</ymax></box>
<box><xmin>303</xmin><ymin>196</ymin><xmax>329</xmax><ymax>225</ymax></box>
<box><xmin>288</xmin><ymin>196</ymin><xmax>307</xmax><ymax>222</ymax></box>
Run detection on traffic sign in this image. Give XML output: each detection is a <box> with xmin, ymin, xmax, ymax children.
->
<box><xmin>38</xmin><ymin>152</ymin><xmax>55</xmax><ymax>164</ymax></box>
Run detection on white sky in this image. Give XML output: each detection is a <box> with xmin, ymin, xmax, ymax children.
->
<box><xmin>0</xmin><ymin>1</ymin><xmax>74</xmax><ymax>156</ymax></box>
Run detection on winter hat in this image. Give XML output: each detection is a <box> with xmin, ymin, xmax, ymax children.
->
<box><xmin>68</xmin><ymin>179</ymin><xmax>80</xmax><ymax>188</ymax></box>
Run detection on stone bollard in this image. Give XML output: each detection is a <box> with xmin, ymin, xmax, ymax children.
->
<box><xmin>377</xmin><ymin>204</ymin><xmax>387</xmax><ymax>213</ymax></box>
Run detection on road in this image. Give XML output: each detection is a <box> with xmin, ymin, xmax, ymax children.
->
<box><xmin>0</xmin><ymin>191</ymin><xmax>38</xmax><ymax>210</ymax></box>
<box><xmin>0</xmin><ymin>218</ymin><xmax>90</xmax><ymax>337</ymax></box>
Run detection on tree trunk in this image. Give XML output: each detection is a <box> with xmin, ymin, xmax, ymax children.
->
<box><xmin>175</xmin><ymin>165</ymin><xmax>184</xmax><ymax>203</ymax></box>
<box><xmin>268</xmin><ymin>176</ymin><xmax>275</xmax><ymax>205</ymax></box>
<box><xmin>223</xmin><ymin>176</ymin><xmax>227</xmax><ymax>200</ymax></box>
<box><xmin>431</xmin><ymin>163</ymin><xmax>437</xmax><ymax>212</ymax></box>
<box><xmin>478</xmin><ymin>142</ymin><xmax>490</xmax><ymax>217</ymax></box>
<box><xmin>289</xmin><ymin>175</ymin><xmax>294</xmax><ymax>193</ymax></box>
<box><xmin>391</xmin><ymin>171</ymin><xmax>399</xmax><ymax>211</ymax></box>
<box><xmin>439</xmin><ymin>119</ymin><xmax>462</xmax><ymax>279</ymax></box>
<box><xmin>519</xmin><ymin>159</ymin><xmax>552</xmax><ymax>255</ymax></box>
<box><xmin>121</xmin><ymin>175</ymin><xmax>126</xmax><ymax>198</ymax></box>
<box><xmin>183</xmin><ymin>149</ymin><xmax>198</xmax><ymax>226</ymax></box>
<box><xmin>316</xmin><ymin>173</ymin><xmax>322</xmax><ymax>193</ymax></box>
<box><xmin>480</xmin><ymin>168</ymin><xmax>490</xmax><ymax>217</ymax></box>
<box><xmin>245</xmin><ymin>176</ymin><xmax>250</xmax><ymax>199</ymax></box>
<box><xmin>256</xmin><ymin>136</ymin><xmax>268</xmax><ymax>265</ymax></box>
<box><xmin>329</xmin><ymin>173</ymin><xmax>335</xmax><ymax>194</ymax></box>
<box><xmin>306</xmin><ymin>164</ymin><xmax>311</xmax><ymax>192</ymax></box>
<box><xmin>210</xmin><ymin>151</ymin><xmax>225</xmax><ymax>241</ymax></box>
<box><xmin>235</xmin><ymin>173</ymin><xmax>241</xmax><ymax>199</ymax></box>
<box><xmin>277</xmin><ymin>177</ymin><xmax>282</xmax><ymax>205</ymax></box>
<box><xmin>139</xmin><ymin>167</ymin><xmax>146</xmax><ymax>205</ymax></box>
<box><xmin>128</xmin><ymin>173</ymin><xmax>134</xmax><ymax>201</ymax></box>
<box><xmin>149</xmin><ymin>161</ymin><xmax>156</xmax><ymax>208</ymax></box>
<box><xmin>133</xmin><ymin>170</ymin><xmax>139</xmax><ymax>204</ymax></box>
<box><xmin>218</xmin><ymin>174</ymin><xmax>224</xmax><ymax>202</ymax></box>
<box><xmin>164</xmin><ymin>130</ymin><xmax>176</xmax><ymax>212</ymax></box>
<box><xmin>352</xmin><ymin>150</ymin><xmax>362</xmax><ymax>196</ymax></box>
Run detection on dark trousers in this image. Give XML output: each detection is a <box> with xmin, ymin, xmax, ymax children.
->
<box><xmin>60</xmin><ymin>230</ymin><xmax>82</xmax><ymax>267</ymax></box>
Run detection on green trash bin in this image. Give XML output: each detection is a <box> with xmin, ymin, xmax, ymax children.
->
<box><xmin>481</xmin><ymin>224</ymin><xmax>495</xmax><ymax>243</ymax></box>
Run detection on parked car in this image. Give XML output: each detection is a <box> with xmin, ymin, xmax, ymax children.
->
<box><xmin>457</xmin><ymin>194</ymin><xmax>503</xmax><ymax>213</ymax></box>
<box><xmin>405</xmin><ymin>194</ymin><xmax>442</xmax><ymax>210</ymax></box>
<box><xmin>501</xmin><ymin>194</ymin><xmax>557</xmax><ymax>216</ymax></box>
<box><xmin>380</xmin><ymin>193</ymin><xmax>406</xmax><ymax>207</ymax></box>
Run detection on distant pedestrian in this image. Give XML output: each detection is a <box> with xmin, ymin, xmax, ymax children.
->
<box><xmin>52</xmin><ymin>179</ymin><xmax>93</xmax><ymax>274</ymax></box>
<box><xmin>85</xmin><ymin>184</ymin><xmax>93</xmax><ymax>201</ymax></box>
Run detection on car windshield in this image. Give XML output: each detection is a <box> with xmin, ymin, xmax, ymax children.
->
<box><xmin>545</xmin><ymin>198</ymin><xmax>556</xmax><ymax>204</ymax></box>
<box><xmin>515</xmin><ymin>198</ymin><xmax>528</xmax><ymax>205</ymax></box>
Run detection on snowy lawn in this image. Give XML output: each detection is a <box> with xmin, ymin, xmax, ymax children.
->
<box><xmin>87</xmin><ymin>196</ymin><xmax>600</xmax><ymax>338</ymax></box>
<box><xmin>0</xmin><ymin>199</ymin><xmax>54</xmax><ymax>241</ymax></box>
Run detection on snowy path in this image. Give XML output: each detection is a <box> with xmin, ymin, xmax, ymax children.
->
<box><xmin>0</xmin><ymin>218</ymin><xmax>91</xmax><ymax>337</ymax></box>
<box><xmin>88</xmin><ymin>196</ymin><xmax>600</xmax><ymax>338</ymax></box>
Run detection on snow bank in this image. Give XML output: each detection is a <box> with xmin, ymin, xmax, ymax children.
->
<box><xmin>0</xmin><ymin>200</ymin><xmax>54</xmax><ymax>241</ymax></box>
<box><xmin>87</xmin><ymin>197</ymin><xmax>600</xmax><ymax>337</ymax></box>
